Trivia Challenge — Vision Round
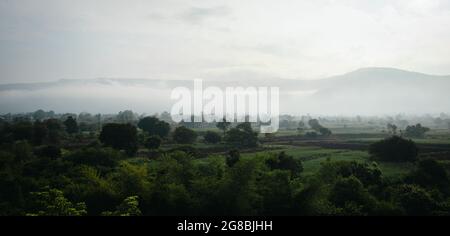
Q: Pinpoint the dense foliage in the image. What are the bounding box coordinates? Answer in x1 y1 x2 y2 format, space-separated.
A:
1 114 450 216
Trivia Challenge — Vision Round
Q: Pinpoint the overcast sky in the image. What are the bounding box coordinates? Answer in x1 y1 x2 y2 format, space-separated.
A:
1 0 450 83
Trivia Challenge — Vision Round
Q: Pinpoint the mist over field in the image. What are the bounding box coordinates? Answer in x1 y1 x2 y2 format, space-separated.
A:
1 67 449 116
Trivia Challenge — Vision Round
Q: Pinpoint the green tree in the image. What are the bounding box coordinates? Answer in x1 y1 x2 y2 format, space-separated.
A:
32 109 47 121
319 160 382 187
308 119 322 131
65 166 118 215
369 136 418 162
101 196 142 216
329 176 376 215
404 123 430 138
225 122 258 147
99 123 138 156
387 123 398 135
392 184 436 215
265 151 303 177
32 120 48 145
63 116 79 134
27 188 87 216
297 121 306 134
407 158 450 194
44 119 63 144
116 110 137 123
308 119 332 136
257 170 292 215
173 126 197 144
138 117 170 138
319 127 332 136
216 117 231 136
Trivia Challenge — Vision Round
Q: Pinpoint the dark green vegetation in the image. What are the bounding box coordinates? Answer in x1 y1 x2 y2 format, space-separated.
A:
1 111 450 216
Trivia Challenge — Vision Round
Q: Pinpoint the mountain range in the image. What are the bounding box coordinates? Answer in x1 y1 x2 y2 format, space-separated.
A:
1 67 449 115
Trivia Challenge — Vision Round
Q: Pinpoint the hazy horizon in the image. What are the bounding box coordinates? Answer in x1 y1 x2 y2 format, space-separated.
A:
0 67 449 116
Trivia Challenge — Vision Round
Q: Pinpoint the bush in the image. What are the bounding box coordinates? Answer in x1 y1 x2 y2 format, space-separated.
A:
369 136 418 162
203 131 222 144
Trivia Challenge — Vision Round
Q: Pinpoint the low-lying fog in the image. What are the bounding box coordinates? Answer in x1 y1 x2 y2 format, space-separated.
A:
1 68 450 116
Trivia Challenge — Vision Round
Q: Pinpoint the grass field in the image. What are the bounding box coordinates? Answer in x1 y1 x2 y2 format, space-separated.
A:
239 144 413 177
132 127 450 180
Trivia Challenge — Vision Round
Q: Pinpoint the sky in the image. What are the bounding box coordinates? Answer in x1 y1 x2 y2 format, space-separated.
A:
1 0 450 83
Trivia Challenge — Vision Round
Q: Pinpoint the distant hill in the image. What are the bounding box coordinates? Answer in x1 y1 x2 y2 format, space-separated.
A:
0 67 449 115
305 68 450 115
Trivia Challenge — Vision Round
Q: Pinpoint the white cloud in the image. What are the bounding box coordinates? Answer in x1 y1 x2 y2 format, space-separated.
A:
1 0 450 83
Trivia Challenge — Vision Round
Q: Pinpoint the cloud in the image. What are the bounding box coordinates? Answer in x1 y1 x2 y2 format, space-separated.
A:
1 0 450 83
180 6 232 24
